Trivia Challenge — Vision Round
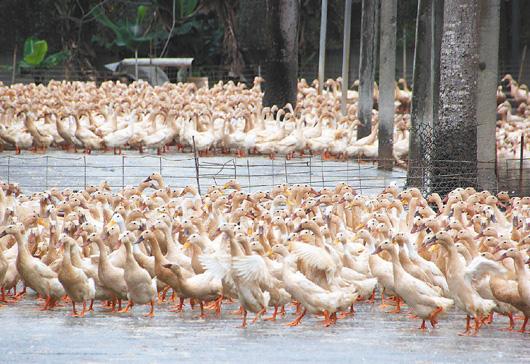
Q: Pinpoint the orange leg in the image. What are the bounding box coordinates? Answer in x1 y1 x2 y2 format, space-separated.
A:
118 300 133 313
386 298 402 314
264 305 279 321
519 316 528 333
429 306 443 328
198 301 207 319
419 320 427 330
71 301 79 317
499 312 516 331
251 308 267 324
459 315 472 336
79 301 87 318
88 299 94 312
231 306 244 315
144 300 155 317
286 308 307 327
280 305 286 317
239 309 248 328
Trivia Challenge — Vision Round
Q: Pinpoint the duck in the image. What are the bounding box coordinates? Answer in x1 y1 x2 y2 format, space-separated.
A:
57 235 96 317
119 231 157 316
425 231 496 335
374 240 453 329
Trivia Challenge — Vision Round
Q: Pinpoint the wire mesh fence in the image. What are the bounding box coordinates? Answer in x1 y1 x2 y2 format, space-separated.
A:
0 154 406 195
0 152 528 196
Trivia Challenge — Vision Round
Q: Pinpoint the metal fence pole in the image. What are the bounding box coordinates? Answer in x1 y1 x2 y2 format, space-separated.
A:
341 0 353 115
159 157 163 177
7 156 10 183
284 159 289 184
83 156 87 188
122 156 125 189
271 159 275 187
45 156 49 189
321 158 325 188
519 134 524 194
233 159 237 180
192 136 202 195
309 155 312 186
318 0 328 94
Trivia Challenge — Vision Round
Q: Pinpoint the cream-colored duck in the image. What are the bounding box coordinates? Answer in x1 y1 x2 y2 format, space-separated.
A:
57 235 95 317
86 233 128 311
2 223 64 309
374 240 453 330
119 231 157 316
425 231 496 335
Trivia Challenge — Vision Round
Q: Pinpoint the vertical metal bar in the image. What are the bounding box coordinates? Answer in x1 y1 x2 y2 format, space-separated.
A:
309 155 312 186
341 0 353 115
403 28 407 81
318 0 328 94
122 155 125 189
518 44 527 81
519 134 524 194
7 155 10 183
45 156 49 189
192 136 202 195
284 159 288 184
159 157 163 176
11 45 17 85
247 159 251 192
83 156 87 188
321 158 325 188
347 158 350 185
271 159 275 187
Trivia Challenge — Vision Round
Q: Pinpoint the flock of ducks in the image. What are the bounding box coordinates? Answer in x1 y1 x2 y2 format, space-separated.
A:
1 75 528 165
0 175 529 336
0 77 412 162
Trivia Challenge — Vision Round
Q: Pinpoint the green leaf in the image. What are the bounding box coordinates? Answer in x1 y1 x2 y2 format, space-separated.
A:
41 51 69 68
136 5 147 25
23 37 48 66
178 0 198 18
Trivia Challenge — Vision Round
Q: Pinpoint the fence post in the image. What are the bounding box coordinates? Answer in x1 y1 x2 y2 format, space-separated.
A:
159 157 163 177
519 134 524 194
122 155 125 189
7 156 10 183
45 156 49 189
192 136 201 195
83 156 87 188
309 155 312 186
246 159 251 193
271 159 275 187
321 158 325 188
284 159 288 184
233 159 237 180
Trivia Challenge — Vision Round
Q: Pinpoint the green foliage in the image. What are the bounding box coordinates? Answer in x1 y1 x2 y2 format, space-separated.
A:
92 4 169 52
19 36 69 69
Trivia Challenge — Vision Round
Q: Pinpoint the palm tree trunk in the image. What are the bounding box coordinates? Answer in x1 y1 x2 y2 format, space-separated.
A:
431 0 480 194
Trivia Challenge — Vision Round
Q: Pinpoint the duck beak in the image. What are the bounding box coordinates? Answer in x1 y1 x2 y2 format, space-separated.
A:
37 217 49 228
334 239 340 245
423 235 436 248
496 253 507 261
162 263 173 269
183 242 191 249
134 236 145 245
371 246 382 255
266 249 273 257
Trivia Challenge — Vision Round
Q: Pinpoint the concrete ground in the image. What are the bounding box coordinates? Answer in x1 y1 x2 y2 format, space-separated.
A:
1 293 529 363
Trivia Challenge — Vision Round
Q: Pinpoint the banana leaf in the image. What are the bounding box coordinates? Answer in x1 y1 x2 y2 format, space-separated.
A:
23 37 48 66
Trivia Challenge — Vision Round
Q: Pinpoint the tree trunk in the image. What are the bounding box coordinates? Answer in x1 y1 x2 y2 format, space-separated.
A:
357 0 379 140
262 0 300 108
377 0 397 170
477 0 500 191
407 0 444 186
431 0 480 195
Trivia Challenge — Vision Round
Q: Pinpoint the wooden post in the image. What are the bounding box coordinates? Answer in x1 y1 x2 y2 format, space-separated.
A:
11 45 17 85
192 136 202 195
357 0 379 139
318 0 328 94
377 0 397 170
402 28 407 81
518 44 527 82
341 0 353 115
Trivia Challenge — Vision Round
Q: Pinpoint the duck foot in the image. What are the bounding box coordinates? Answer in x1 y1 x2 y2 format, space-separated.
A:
286 308 307 327
518 317 528 333
419 320 427 330
144 300 155 317
264 305 279 321
251 308 267 324
118 300 133 313
498 313 516 331
231 306 244 315
239 309 248 328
